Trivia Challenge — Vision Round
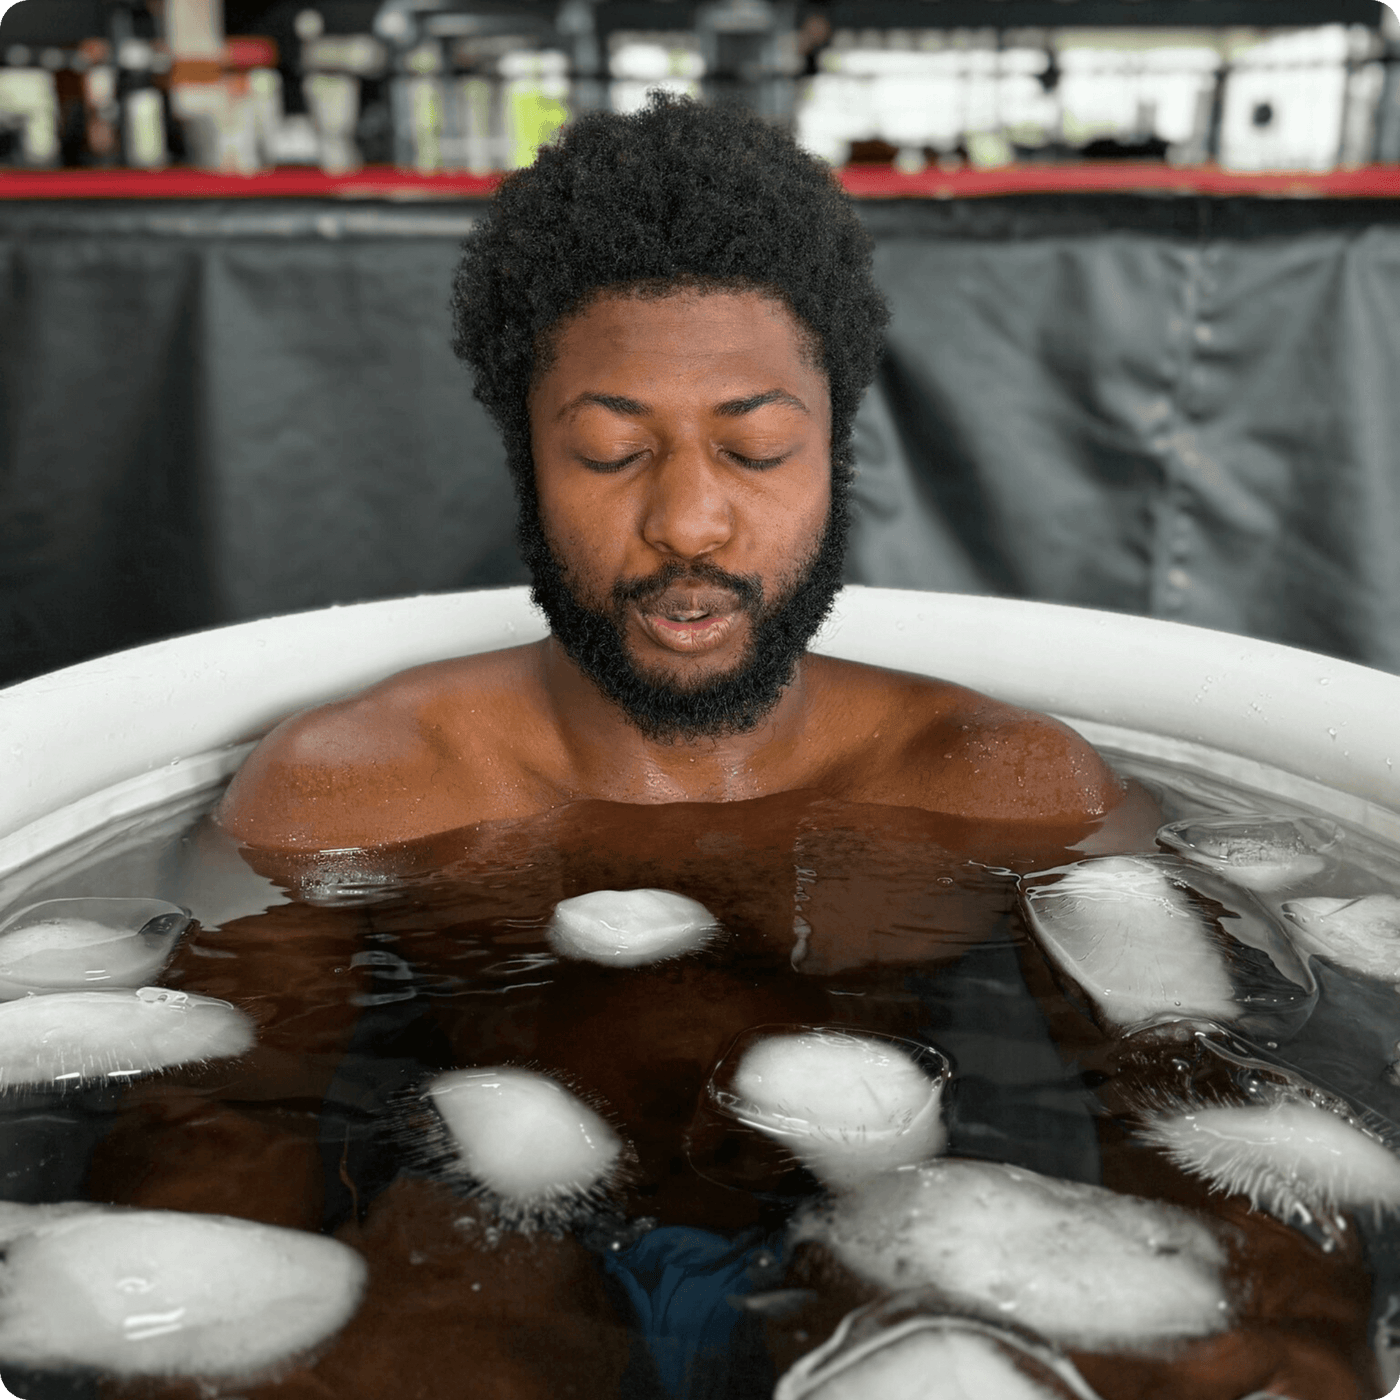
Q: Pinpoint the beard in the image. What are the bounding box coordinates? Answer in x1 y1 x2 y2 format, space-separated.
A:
516 477 850 743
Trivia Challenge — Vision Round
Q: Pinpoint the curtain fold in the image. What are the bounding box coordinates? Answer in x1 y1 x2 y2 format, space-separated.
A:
4 195 1400 684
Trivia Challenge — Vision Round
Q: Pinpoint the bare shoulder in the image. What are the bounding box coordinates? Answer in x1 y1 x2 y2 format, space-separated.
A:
214 645 546 853
810 656 1125 823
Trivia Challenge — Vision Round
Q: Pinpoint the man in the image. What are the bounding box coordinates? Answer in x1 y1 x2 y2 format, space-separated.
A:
185 98 1371 1400
215 95 1130 854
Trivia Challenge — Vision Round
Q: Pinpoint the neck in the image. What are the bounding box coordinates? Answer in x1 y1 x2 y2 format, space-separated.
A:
536 637 815 804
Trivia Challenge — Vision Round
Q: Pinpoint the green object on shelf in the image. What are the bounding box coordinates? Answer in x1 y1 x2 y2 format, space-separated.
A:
508 89 569 170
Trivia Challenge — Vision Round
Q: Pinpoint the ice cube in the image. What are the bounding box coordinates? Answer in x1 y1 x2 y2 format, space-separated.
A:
0 987 255 1090
796 1159 1228 1350
0 1202 365 1377
1140 1091 1400 1226
725 1028 947 1189
426 1066 625 1224
1281 894 1400 982
0 898 188 1000
1157 816 1337 892
776 1295 1102 1400
547 888 719 967
1020 856 1238 1031
777 1323 1068 1399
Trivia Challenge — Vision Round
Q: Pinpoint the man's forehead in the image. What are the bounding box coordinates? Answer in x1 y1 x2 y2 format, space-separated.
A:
558 284 819 357
540 291 825 407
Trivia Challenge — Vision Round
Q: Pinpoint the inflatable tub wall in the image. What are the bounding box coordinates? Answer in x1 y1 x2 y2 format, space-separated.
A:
3 586 1398 880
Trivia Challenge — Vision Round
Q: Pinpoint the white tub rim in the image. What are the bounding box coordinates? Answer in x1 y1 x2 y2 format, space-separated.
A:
2 584 1398 880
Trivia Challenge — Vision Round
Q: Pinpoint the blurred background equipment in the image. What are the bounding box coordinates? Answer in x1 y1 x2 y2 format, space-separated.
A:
0 1 1396 173
4 0 1400 688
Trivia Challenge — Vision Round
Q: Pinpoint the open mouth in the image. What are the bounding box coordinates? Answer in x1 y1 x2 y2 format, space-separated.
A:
633 591 744 655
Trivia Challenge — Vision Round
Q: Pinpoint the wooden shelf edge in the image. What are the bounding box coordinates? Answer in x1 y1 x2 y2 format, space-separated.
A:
2 163 1400 201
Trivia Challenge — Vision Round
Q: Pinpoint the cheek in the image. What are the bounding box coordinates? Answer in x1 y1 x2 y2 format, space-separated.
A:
535 468 597 547
779 473 831 550
535 482 631 591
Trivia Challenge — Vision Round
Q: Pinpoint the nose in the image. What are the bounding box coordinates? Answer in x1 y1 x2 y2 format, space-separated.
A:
639 450 735 562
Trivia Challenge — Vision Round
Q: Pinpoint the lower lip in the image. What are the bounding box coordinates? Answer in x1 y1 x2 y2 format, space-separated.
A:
635 609 740 656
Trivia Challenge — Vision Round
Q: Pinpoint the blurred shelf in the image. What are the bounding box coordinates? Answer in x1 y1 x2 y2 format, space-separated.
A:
3 163 1400 201
0 168 505 200
839 163 1400 199
811 0 1380 23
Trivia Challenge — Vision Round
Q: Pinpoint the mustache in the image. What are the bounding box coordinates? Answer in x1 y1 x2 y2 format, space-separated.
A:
611 559 764 612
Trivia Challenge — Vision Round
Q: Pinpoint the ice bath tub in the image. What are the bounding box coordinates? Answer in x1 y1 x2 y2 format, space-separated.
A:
2 584 1400 1400
3 584 1398 869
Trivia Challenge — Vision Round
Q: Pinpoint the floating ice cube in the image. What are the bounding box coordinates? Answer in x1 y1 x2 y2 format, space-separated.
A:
1139 1091 1400 1226
547 888 719 967
1020 856 1238 1031
1157 816 1338 892
776 1298 1103 1400
426 1066 625 1224
1281 894 1400 982
0 898 189 1000
777 1324 1068 1400
797 1159 1228 1350
726 1029 947 1189
0 1202 365 1377
0 987 255 1090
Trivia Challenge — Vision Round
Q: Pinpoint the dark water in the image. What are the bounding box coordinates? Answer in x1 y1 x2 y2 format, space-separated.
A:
2 757 1398 1399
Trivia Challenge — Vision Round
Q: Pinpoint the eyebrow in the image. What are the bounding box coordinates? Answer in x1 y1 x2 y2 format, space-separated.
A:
557 388 809 422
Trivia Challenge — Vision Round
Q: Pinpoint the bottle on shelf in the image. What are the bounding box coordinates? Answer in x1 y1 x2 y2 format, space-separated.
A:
163 0 225 168
373 0 571 175
0 44 60 168
76 37 121 166
116 37 169 168
247 63 285 168
299 12 386 175
391 35 446 172
222 35 279 173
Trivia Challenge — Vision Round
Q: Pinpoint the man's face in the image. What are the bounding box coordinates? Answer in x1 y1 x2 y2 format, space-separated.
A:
525 288 843 741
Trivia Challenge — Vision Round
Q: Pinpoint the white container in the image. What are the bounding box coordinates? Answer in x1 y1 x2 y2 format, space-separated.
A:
2 586 1398 889
0 68 59 167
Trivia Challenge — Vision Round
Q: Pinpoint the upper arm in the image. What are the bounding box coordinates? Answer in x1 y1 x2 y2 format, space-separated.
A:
214 691 439 855
910 700 1126 825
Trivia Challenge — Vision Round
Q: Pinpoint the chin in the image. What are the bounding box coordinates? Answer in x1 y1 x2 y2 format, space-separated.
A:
625 629 752 686
629 652 749 696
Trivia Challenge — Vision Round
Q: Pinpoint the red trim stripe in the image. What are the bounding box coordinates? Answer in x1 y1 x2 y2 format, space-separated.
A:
1 163 1399 201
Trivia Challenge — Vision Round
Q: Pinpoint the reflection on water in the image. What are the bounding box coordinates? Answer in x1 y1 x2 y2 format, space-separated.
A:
0 755 1397 1398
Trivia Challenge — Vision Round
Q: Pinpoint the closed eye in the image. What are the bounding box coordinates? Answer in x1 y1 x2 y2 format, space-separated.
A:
728 451 789 470
579 452 646 473
581 450 789 472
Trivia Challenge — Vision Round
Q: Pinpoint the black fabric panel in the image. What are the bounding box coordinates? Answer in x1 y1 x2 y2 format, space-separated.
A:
4 194 1400 685
0 236 214 677
0 201 526 684
845 198 1400 674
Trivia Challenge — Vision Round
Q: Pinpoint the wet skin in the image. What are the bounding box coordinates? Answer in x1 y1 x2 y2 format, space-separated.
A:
215 289 1132 857
160 290 1309 1400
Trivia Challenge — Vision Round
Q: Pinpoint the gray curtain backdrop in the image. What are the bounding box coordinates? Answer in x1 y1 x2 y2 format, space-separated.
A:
3 194 1400 685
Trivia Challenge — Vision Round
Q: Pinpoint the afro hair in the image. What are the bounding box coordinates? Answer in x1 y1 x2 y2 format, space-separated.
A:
449 93 889 489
